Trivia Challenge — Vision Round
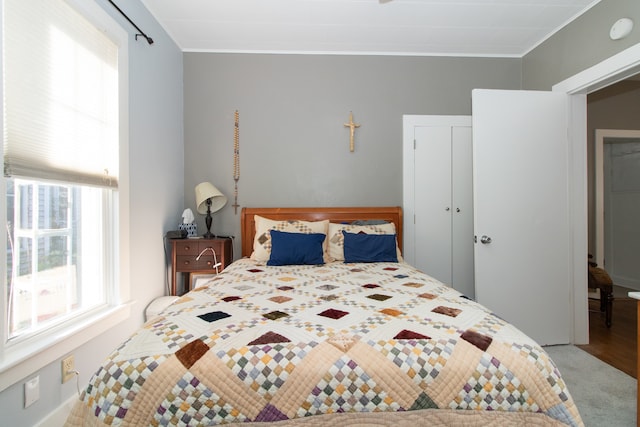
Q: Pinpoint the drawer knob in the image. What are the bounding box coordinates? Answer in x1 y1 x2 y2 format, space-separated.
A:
183 260 191 265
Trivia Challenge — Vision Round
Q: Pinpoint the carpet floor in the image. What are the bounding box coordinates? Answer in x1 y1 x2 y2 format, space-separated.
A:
544 344 636 426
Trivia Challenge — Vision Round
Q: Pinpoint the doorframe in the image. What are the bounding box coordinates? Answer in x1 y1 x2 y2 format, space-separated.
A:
594 129 640 269
553 42 640 344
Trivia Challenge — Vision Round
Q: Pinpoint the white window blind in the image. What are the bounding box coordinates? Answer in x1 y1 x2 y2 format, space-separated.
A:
3 0 119 188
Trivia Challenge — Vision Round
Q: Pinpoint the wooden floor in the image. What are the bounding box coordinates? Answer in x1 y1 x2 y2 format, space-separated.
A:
577 293 637 379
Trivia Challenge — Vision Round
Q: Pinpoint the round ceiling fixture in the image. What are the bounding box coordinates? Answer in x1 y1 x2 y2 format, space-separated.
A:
610 18 634 40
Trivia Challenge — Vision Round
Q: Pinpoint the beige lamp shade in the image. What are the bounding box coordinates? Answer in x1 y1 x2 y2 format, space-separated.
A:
195 182 227 214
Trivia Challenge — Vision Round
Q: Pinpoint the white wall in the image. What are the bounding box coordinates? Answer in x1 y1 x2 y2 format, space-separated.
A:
0 1 184 425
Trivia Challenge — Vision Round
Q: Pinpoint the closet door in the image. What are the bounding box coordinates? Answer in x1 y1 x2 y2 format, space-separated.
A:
451 126 474 297
404 115 474 299
414 126 453 284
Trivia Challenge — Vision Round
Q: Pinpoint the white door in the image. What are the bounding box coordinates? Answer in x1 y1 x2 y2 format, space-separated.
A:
472 89 571 345
405 116 475 299
414 125 453 284
451 126 474 297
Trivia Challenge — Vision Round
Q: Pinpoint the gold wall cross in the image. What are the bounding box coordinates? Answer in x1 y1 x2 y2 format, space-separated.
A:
344 111 360 152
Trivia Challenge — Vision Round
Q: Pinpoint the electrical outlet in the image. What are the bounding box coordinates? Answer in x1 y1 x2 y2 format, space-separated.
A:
61 355 75 384
24 376 39 408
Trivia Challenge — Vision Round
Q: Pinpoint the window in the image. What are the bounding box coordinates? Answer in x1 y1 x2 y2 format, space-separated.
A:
6 181 109 339
1 0 129 388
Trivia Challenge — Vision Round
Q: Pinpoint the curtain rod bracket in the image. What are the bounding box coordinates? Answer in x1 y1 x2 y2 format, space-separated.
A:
108 0 154 45
135 34 154 45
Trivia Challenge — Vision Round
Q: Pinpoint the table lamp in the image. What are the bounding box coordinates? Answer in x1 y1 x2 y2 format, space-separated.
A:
195 182 227 238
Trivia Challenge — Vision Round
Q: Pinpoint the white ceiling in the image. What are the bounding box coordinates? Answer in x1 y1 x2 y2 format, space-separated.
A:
140 0 601 57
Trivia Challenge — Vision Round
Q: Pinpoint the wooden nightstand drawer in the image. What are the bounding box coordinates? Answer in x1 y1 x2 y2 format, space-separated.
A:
176 255 198 269
170 237 233 295
174 241 200 255
176 255 219 270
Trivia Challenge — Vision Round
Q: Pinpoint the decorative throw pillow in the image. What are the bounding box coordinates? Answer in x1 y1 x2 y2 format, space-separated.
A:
342 231 398 263
267 230 326 266
250 215 329 262
328 222 403 261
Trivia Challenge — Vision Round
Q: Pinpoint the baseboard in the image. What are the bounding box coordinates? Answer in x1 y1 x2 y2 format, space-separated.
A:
610 275 640 292
36 394 78 427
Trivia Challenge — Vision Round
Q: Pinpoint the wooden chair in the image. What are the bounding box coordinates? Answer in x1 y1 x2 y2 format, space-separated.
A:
588 255 614 327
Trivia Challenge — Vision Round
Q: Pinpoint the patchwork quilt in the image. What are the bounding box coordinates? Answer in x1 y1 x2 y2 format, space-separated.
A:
65 258 583 426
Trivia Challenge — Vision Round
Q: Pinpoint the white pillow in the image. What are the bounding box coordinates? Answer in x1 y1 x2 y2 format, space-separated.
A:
328 222 403 262
250 215 329 262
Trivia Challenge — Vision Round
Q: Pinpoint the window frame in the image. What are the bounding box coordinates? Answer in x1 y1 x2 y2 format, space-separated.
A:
0 0 130 392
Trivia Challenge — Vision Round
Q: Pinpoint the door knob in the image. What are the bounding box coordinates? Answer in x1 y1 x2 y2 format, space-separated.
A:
480 235 492 244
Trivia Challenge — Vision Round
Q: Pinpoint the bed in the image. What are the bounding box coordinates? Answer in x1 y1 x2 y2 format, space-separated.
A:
65 206 583 426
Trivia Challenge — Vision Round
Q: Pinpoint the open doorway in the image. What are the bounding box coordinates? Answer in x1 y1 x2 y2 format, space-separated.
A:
589 76 640 271
594 129 640 288
576 76 640 378
552 44 640 346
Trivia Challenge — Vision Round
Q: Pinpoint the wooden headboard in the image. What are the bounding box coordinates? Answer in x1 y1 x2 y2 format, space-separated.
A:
240 207 403 258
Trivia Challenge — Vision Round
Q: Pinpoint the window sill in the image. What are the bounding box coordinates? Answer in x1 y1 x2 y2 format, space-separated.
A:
0 302 132 392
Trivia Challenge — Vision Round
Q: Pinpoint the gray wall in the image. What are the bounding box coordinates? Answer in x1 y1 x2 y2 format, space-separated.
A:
183 54 521 257
523 0 640 90
0 1 184 425
522 0 640 257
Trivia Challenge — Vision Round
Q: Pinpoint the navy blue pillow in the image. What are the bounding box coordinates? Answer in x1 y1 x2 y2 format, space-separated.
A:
267 230 326 266
342 231 398 263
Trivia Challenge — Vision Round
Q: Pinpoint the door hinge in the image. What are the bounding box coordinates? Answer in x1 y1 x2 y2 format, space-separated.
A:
413 139 416 150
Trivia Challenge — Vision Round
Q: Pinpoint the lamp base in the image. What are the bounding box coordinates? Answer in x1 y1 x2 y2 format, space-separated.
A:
203 204 214 238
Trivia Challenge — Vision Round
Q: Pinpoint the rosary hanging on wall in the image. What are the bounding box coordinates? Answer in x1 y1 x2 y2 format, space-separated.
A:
232 110 240 214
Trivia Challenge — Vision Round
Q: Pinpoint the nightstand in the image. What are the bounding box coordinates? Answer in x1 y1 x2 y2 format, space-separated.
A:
170 237 232 295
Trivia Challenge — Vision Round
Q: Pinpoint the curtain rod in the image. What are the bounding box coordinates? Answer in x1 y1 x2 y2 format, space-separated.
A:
107 0 154 45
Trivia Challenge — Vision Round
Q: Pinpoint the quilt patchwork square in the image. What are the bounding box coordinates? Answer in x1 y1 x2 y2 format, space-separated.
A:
318 308 349 320
198 311 232 323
